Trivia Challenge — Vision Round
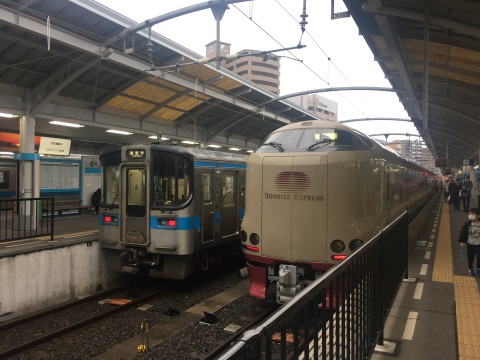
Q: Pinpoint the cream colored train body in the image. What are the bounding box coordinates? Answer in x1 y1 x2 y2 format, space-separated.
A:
241 120 434 303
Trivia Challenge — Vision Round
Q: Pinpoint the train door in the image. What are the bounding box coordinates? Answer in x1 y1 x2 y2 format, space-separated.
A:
121 165 149 245
220 170 238 238
201 169 215 243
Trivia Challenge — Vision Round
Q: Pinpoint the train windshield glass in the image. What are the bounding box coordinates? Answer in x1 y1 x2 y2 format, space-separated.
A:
152 151 192 209
257 129 304 152
101 152 121 206
257 128 371 152
300 128 370 151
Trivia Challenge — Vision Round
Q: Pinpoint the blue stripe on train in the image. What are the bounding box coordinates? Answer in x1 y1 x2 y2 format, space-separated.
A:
150 213 244 230
150 215 201 230
194 161 246 169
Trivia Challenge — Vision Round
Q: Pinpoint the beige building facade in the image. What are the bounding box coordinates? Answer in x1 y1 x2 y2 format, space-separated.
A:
206 40 280 94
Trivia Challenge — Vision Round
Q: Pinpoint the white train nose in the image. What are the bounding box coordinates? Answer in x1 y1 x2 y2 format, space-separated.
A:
260 155 328 263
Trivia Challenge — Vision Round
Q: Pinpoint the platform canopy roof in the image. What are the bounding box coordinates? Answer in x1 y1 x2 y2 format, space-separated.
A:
345 0 480 169
0 0 318 155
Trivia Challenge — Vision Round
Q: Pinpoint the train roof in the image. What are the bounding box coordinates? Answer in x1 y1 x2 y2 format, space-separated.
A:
100 143 247 164
265 120 433 174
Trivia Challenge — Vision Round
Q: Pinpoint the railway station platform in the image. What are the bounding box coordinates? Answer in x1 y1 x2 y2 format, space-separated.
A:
1 195 479 359
0 213 121 321
373 195 480 360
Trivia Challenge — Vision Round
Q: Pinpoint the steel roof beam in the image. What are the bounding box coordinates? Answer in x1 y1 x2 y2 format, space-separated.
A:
0 4 294 125
362 0 424 122
362 4 480 40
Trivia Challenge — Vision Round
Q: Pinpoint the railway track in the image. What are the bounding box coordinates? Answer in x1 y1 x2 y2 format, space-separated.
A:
0 285 170 359
203 304 278 360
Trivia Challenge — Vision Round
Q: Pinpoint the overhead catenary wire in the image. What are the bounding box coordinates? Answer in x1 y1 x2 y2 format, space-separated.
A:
0 2 327 141
231 2 368 121
272 0 402 135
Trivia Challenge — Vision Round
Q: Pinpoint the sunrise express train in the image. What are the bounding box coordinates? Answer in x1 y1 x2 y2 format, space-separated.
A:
98 144 247 279
241 120 435 303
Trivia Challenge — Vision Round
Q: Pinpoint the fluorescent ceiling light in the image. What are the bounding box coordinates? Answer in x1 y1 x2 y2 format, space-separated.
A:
106 129 132 135
229 147 241 151
181 140 198 145
50 120 84 128
207 144 222 148
247 150 254 153
0 112 16 118
0 151 14 155
148 136 170 140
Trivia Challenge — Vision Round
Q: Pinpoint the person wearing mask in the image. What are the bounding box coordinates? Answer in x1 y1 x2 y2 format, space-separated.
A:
458 208 480 276
462 175 473 212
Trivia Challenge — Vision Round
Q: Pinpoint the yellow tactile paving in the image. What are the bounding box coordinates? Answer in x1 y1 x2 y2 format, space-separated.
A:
432 202 454 282
433 202 480 359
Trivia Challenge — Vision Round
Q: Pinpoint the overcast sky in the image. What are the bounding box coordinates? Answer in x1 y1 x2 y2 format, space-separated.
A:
96 0 420 142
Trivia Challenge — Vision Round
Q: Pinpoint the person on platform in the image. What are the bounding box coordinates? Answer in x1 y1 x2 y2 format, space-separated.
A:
448 177 462 210
91 188 102 215
443 179 450 204
458 207 480 276
462 175 473 212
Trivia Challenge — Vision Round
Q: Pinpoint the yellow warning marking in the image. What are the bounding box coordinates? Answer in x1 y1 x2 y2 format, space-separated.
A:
433 203 480 357
455 275 480 359
432 202 453 283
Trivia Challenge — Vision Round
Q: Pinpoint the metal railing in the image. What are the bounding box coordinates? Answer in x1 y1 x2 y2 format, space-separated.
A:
0 197 54 242
218 211 408 360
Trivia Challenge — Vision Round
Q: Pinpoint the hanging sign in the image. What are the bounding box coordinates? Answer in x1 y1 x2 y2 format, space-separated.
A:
38 137 71 156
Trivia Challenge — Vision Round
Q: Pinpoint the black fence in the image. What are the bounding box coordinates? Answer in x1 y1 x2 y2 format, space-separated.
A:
0 197 54 242
218 211 409 360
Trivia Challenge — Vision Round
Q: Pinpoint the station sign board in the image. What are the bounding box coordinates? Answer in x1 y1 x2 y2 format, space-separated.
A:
463 159 474 166
39 136 71 156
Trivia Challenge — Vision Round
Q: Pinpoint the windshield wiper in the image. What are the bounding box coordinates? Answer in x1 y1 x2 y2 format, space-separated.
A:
263 141 285 152
307 139 332 151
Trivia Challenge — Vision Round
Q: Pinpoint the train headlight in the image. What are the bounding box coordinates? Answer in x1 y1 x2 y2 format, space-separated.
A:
240 230 247 242
249 233 260 245
349 239 364 251
330 240 345 253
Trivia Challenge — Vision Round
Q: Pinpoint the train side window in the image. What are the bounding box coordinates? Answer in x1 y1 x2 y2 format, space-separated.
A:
203 173 212 203
223 174 235 206
351 130 375 149
0 171 9 189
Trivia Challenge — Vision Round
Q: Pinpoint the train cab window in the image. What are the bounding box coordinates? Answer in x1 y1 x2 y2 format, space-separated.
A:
223 174 235 206
257 129 304 152
152 152 192 209
203 173 212 203
352 130 375 149
101 151 121 206
0 171 9 189
300 128 371 151
104 165 120 204
126 168 146 217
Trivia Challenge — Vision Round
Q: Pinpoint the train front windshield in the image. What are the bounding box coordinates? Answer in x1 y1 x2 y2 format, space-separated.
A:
257 128 372 152
102 151 121 206
101 149 193 210
151 151 192 208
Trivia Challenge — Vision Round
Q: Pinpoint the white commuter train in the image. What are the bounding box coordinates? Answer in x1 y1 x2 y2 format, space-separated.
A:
240 120 435 303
